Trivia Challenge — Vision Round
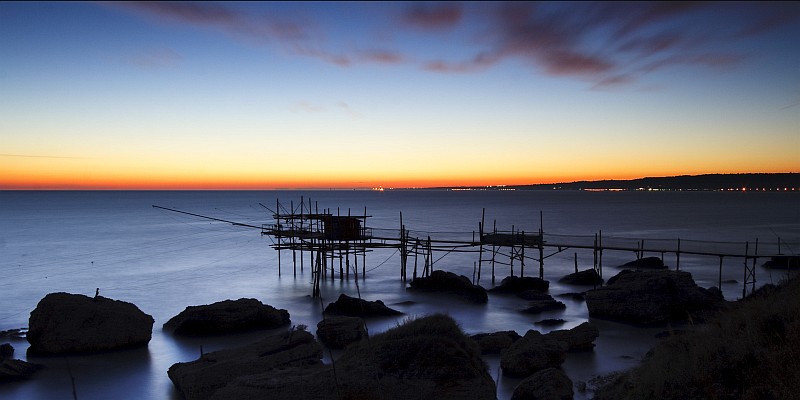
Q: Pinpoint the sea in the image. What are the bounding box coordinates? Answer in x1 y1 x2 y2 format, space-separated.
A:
1 190 798 400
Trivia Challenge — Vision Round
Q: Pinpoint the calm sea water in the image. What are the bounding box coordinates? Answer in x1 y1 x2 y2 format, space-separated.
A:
1 190 798 399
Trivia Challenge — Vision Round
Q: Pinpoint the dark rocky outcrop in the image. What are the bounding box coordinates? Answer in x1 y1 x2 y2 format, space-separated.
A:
470 330 522 354
169 314 496 400
511 367 574 400
489 276 549 294
163 298 290 336
1 344 42 383
500 330 569 378
585 270 725 325
520 292 566 314
545 322 600 351
560 268 604 285
323 293 403 317
408 270 488 303
535 319 567 327
27 292 154 355
168 328 324 400
618 256 666 269
316 316 366 349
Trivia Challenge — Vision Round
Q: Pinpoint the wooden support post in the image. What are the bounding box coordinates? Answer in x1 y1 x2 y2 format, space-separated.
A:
574 252 578 273
598 230 603 278
521 230 525 278
539 211 544 279
478 208 485 285
743 242 749 299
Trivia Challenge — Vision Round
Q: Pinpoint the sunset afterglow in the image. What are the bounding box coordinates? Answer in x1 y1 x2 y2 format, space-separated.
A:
2 2 798 189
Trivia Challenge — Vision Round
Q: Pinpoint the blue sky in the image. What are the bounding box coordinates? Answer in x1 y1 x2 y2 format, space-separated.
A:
1 2 798 189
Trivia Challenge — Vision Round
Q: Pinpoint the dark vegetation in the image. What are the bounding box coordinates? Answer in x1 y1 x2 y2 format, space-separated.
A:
592 276 800 399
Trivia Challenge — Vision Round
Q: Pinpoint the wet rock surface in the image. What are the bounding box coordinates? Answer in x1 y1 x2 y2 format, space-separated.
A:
470 330 522 354
489 276 549 294
618 256 666 269
27 292 154 355
316 316 366 349
163 298 290 336
519 292 566 314
511 367 574 400
323 293 403 317
500 330 569 378
545 322 600 351
409 270 488 303
560 268 604 285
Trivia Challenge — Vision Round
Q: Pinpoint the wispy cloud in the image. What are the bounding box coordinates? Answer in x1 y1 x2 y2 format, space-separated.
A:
401 3 463 30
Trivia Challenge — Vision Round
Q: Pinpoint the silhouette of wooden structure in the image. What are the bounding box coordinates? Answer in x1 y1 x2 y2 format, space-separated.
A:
154 200 795 299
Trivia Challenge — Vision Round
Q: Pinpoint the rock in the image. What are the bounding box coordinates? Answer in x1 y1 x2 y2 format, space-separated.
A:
560 268 604 285
333 313 497 399
489 276 549 294
0 343 13 358
27 292 154 355
585 270 725 325
545 322 600 351
1 358 42 383
176 314 497 400
761 255 800 269
323 293 403 317
470 330 522 354
408 270 488 303
535 319 567 327
618 256 666 269
0 329 26 339
163 298 290 336
557 292 586 301
316 316 366 349
511 367 574 400
520 292 566 314
168 329 325 400
501 330 569 378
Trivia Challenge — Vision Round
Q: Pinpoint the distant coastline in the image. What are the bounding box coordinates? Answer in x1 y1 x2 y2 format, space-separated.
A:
429 173 800 192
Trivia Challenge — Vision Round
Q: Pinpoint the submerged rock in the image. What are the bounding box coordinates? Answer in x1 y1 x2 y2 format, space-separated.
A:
323 293 403 317
585 270 725 325
163 298 290 336
511 367 574 400
560 268 604 285
1 358 42 383
316 316 366 349
519 292 566 314
27 292 154 355
470 330 522 354
0 343 12 358
489 276 549 294
545 322 600 351
408 270 488 303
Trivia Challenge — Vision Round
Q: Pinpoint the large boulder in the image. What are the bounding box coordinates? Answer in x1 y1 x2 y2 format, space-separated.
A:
168 329 325 400
470 330 522 354
585 270 725 325
501 330 569 378
163 298 290 336
408 270 488 303
618 256 666 270
489 276 549 294
316 316 366 349
559 268 604 285
545 322 600 351
511 367 574 400
170 314 497 400
27 292 154 355
323 293 403 317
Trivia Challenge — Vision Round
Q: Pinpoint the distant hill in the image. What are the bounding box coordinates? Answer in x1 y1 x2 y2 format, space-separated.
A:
515 173 799 191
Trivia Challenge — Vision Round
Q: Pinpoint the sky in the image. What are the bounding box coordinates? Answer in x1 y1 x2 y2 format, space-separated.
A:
1 1 798 189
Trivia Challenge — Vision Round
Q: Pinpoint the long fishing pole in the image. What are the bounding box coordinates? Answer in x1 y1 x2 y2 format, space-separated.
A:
152 205 263 229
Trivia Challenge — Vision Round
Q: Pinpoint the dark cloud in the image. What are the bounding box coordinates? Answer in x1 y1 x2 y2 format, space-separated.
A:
402 3 463 30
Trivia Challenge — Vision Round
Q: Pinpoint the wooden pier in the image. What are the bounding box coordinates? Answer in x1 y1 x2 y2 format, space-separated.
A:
154 201 797 299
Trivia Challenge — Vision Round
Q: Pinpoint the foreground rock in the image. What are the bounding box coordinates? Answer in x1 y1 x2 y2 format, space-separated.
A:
501 330 569 378
27 292 154 355
511 367 573 400
323 293 403 317
168 329 324 400
618 256 666 269
169 314 496 400
163 298 290 336
489 276 549 294
585 270 725 325
470 330 521 354
408 270 488 303
316 316 366 349
560 268 604 285
1 354 42 383
546 322 600 351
